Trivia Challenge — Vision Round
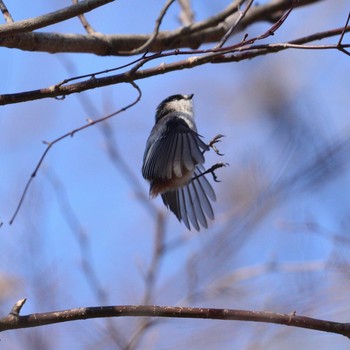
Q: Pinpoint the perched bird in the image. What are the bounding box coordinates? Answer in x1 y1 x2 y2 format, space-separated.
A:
142 94 217 231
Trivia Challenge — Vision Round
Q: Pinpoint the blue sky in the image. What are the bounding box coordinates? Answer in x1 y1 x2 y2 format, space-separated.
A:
0 1 350 349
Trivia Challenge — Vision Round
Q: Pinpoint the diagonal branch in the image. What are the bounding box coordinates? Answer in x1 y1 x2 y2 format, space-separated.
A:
214 0 255 49
125 0 176 55
72 0 97 34
0 0 114 36
9 82 142 224
337 11 350 56
177 0 194 26
0 0 13 23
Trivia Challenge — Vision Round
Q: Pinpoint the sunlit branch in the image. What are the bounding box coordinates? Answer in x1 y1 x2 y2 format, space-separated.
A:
72 0 97 34
0 0 327 54
0 0 114 36
0 21 348 106
2 299 350 338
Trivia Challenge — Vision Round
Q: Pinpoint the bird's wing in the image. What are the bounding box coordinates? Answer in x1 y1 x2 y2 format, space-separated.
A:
142 117 209 181
161 166 216 231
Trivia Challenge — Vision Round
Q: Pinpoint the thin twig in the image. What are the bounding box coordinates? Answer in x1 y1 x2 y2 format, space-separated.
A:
9 82 142 224
0 0 13 23
101 122 159 216
55 51 159 89
337 11 350 56
124 0 176 55
57 54 159 218
9 299 26 316
255 1 294 40
215 0 255 49
337 11 350 46
177 0 194 26
72 0 96 34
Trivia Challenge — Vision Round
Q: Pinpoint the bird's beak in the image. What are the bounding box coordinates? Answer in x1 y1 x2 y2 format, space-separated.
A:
188 94 194 99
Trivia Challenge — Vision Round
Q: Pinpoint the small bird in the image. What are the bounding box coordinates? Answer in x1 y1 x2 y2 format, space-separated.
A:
142 94 217 231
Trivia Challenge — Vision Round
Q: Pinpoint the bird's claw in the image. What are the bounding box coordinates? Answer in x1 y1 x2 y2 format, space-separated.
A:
192 162 229 183
208 134 225 156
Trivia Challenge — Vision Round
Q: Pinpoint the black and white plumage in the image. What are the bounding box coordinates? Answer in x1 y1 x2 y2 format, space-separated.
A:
142 94 216 231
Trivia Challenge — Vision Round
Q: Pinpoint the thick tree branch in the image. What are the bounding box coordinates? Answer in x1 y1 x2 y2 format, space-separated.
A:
0 0 114 36
1 299 350 338
0 0 326 54
0 23 348 106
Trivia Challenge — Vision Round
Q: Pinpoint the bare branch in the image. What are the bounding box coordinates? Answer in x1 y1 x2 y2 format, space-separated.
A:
0 0 114 36
0 0 13 23
215 0 255 49
72 0 97 34
337 11 350 56
1 20 348 107
177 0 194 26
1 301 350 338
0 0 324 54
125 0 176 55
338 11 350 45
9 299 26 316
9 82 142 224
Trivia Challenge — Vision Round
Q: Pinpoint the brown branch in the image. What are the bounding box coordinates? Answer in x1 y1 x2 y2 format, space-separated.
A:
0 0 13 23
9 298 26 316
9 82 141 224
2 299 350 337
0 0 114 36
177 0 194 26
125 0 176 55
1 23 348 106
214 0 255 49
72 0 97 34
0 0 325 54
